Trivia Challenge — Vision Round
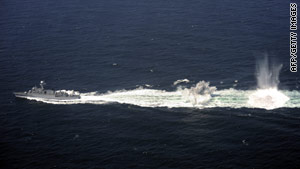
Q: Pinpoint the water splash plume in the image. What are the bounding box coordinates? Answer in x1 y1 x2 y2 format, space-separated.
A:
248 55 289 109
179 81 216 105
256 55 282 89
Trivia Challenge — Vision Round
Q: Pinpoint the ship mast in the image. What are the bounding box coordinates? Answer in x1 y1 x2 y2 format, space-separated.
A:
40 81 46 89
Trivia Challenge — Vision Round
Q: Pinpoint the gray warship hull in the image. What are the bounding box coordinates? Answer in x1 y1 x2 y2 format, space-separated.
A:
14 81 81 101
14 92 80 100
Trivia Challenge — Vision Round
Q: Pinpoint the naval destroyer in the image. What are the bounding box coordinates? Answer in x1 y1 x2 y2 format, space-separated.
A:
14 81 81 100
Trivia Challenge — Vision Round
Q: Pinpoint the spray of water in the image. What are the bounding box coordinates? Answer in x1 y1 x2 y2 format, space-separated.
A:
179 81 216 105
248 55 289 109
256 55 282 89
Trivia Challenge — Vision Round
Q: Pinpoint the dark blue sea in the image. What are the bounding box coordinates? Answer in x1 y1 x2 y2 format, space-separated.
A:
1 0 300 168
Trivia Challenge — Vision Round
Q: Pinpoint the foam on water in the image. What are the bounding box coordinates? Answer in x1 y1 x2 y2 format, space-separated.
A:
173 79 190 85
248 88 290 110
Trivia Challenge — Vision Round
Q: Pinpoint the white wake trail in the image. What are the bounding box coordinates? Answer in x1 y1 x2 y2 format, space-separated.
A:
20 81 300 110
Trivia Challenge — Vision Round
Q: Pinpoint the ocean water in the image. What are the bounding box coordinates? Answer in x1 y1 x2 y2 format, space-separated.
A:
1 0 300 168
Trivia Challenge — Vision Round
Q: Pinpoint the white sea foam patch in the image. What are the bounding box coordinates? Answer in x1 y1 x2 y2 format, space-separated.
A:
173 79 190 85
248 88 290 110
20 81 300 110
